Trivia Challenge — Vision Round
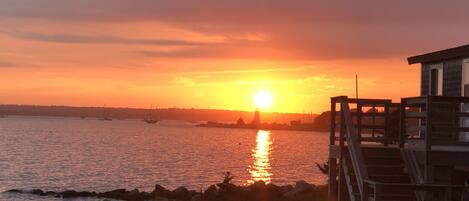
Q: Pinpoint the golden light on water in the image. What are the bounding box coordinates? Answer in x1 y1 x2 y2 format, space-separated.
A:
247 130 272 184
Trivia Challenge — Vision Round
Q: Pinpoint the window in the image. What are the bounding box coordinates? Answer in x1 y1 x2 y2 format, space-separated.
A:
429 63 443 96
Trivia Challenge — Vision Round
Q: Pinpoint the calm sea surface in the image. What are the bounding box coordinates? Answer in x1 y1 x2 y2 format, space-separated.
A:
0 116 328 200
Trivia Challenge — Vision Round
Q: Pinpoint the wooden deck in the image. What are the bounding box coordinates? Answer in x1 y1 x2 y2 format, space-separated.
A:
329 96 469 201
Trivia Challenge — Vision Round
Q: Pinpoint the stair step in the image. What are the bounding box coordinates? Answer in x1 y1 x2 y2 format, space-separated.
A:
369 198 415 201
348 173 410 184
357 193 415 201
369 175 411 183
366 164 405 168
378 185 418 194
365 157 403 166
341 146 417 201
342 149 404 166
362 147 402 158
344 156 404 167
367 165 405 175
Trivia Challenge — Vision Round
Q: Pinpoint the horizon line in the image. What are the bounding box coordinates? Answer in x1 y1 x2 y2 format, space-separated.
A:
0 103 320 115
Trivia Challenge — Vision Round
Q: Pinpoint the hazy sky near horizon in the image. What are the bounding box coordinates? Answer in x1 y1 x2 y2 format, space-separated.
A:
1 0 469 113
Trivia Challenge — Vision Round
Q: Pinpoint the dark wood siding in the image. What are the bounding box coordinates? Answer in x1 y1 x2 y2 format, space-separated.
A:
420 59 462 96
443 59 462 96
421 64 429 96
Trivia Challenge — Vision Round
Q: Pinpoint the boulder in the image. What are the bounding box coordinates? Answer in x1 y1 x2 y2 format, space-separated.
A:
203 185 218 200
60 190 77 198
188 190 198 197
245 181 266 193
127 189 140 200
44 191 57 196
154 197 170 201
217 182 238 192
139 192 154 200
152 184 173 198
29 189 44 195
245 182 284 201
127 189 152 201
172 186 191 200
98 189 128 200
279 184 294 194
295 180 315 190
265 183 283 197
284 180 314 197
107 188 127 194
5 189 22 193
129 189 139 195
61 190 96 198
190 194 202 201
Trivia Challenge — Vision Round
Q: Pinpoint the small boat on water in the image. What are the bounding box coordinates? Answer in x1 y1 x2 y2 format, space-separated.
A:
99 105 112 121
100 105 113 121
100 117 113 121
143 105 159 124
143 119 159 124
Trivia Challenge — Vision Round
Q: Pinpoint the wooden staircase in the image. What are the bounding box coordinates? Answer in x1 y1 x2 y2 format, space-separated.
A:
342 146 416 201
330 96 469 201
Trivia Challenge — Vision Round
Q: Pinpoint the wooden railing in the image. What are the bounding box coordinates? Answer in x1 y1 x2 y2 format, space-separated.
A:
331 96 389 197
340 96 369 195
331 97 397 146
400 96 469 184
400 96 469 147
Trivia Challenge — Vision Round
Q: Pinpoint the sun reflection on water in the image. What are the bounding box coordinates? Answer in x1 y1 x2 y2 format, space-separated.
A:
247 130 272 184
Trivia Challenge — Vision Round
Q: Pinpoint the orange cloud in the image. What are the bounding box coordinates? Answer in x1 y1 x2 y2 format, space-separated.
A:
0 1 459 113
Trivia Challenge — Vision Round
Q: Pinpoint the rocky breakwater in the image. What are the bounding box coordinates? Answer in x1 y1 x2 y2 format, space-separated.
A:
4 178 327 201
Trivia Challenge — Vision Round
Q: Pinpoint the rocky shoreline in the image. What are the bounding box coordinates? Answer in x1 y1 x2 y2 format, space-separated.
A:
4 180 327 201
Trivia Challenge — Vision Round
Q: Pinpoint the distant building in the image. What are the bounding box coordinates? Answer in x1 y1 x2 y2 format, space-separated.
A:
237 117 245 126
290 120 301 126
251 109 261 127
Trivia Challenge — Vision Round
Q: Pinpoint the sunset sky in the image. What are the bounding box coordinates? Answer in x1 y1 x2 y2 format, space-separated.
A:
1 1 469 113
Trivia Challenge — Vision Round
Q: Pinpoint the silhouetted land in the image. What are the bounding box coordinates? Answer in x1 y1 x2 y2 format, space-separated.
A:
0 104 317 124
197 111 331 132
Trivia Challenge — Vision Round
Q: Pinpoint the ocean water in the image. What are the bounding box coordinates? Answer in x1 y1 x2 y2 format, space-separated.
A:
0 116 328 200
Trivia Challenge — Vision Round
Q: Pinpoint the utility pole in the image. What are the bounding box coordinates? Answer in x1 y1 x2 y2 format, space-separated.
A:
355 74 359 99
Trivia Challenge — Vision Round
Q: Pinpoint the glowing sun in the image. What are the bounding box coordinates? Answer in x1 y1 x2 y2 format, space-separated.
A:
254 91 273 109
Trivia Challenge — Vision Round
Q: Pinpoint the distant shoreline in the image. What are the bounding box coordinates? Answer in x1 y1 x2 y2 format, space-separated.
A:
0 104 317 124
196 121 329 132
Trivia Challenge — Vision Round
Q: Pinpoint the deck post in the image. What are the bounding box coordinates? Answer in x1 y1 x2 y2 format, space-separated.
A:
424 96 434 184
328 98 338 200
340 104 345 152
338 164 347 201
374 183 382 201
338 100 346 201
443 187 451 201
462 187 469 201
372 104 376 138
357 103 362 144
399 99 406 148
384 102 390 146
357 103 363 144
361 181 369 201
